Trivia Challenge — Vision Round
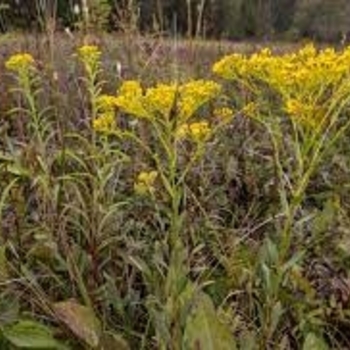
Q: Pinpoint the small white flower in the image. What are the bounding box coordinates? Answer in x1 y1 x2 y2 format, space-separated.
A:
73 4 80 15
116 61 122 78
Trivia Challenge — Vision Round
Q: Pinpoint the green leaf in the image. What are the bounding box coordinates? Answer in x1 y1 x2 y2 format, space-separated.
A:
0 293 19 327
2 320 62 349
6 164 30 178
53 300 101 348
0 246 8 282
184 293 237 350
302 333 329 350
269 301 284 338
239 330 257 350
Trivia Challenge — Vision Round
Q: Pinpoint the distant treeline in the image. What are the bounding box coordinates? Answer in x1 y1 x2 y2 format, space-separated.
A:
0 0 349 42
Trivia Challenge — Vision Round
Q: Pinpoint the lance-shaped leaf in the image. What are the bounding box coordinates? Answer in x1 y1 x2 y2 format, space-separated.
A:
53 300 101 348
2 320 64 349
184 293 237 350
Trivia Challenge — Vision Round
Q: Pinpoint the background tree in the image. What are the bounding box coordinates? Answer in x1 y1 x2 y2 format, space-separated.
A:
1 0 350 42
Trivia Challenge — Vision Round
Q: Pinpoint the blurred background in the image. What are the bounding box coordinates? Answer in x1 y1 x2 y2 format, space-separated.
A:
0 0 349 43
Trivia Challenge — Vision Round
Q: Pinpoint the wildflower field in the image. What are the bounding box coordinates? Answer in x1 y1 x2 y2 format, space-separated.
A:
1 35 350 349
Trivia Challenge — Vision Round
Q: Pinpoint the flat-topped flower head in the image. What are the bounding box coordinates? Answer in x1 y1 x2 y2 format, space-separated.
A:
5 53 35 74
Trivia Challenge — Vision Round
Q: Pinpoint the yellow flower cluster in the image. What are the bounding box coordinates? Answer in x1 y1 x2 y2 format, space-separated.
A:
93 113 115 134
176 121 211 142
96 94 118 111
212 48 272 82
114 79 221 121
284 99 324 128
93 95 118 134
134 170 158 195
76 46 221 141
115 81 148 118
119 80 143 97
5 53 35 73
213 44 350 128
214 107 234 122
178 80 222 121
77 45 102 73
145 83 178 118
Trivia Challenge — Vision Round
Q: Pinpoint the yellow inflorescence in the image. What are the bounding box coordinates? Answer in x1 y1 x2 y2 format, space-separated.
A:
176 121 211 142
77 45 102 72
134 170 158 195
145 83 178 118
284 98 323 128
92 113 115 134
115 80 148 118
178 80 222 121
115 79 221 122
176 124 189 139
214 107 234 122
118 80 143 98
5 53 35 73
93 95 118 134
213 44 350 129
188 121 211 141
96 94 118 111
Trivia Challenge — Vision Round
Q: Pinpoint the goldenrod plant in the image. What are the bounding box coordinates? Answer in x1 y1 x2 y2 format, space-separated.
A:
213 44 350 348
213 44 350 258
1 40 350 349
89 72 237 348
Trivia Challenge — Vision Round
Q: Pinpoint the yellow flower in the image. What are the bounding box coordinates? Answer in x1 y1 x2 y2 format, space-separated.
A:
93 95 118 133
114 79 220 122
212 43 350 132
214 107 234 122
115 81 149 118
118 80 143 98
96 95 118 111
188 121 211 142
92 113 115 134
176 123 189 139
284 98 323 128
145 83 178 118
5 53 35 73
284 99 304 116
134 170 158 195
212 53 245 80
242 102 258 118
114 96 148 119
178 80 221 121
78 45 101 61
77 45 101 72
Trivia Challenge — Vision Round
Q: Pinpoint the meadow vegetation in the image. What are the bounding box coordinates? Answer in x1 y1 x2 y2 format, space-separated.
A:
1 34 350 349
